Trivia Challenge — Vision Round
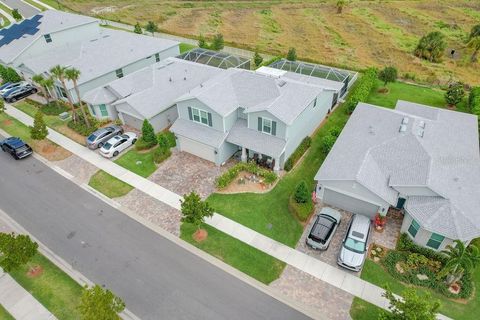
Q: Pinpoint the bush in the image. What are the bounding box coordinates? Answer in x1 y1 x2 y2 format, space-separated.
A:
396 233 447 264
320 134 336 154
215 161 277 189
30 110 48 140
288 195 314 222
444 82 465 107
67 114 98 136
157 131 176 148
284 136 311 171
286 47 297 61
414 31 446 63
211 33 224 51
344 68 377 114
468 86 480 113
294 180 309 203
141 119 157 145
378 66 398 86
0 66 22 83
134 138 156 151
152 147 171 164
41 102 69 115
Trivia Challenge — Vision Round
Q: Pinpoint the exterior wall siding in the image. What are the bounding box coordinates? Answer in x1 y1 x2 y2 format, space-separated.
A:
176 98 224 132
247 110 287 139
224 109 238 132
216 141 238 165
401 211 454 251
150 106 178 132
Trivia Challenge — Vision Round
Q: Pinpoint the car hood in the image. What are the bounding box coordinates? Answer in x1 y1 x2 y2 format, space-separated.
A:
339 247 365 268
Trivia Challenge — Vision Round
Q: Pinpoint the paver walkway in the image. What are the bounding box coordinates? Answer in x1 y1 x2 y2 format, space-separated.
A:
0 271 56 320
5 105 452 319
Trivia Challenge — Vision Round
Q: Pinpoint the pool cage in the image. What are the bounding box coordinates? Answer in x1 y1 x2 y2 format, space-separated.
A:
269 59 356 97
177 48 251 70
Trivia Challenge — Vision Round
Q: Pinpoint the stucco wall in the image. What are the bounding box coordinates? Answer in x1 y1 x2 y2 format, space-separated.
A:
401 211 454 251
246 110 287 139
177 98 224 132
150 106 178 132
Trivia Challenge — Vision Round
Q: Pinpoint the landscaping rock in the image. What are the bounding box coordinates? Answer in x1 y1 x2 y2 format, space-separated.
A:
416 274 429 281
395 262 405 274
373 257 380 263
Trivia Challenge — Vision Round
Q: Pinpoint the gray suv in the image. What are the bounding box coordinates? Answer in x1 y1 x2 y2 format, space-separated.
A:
338 214 371 272
86 125 123 149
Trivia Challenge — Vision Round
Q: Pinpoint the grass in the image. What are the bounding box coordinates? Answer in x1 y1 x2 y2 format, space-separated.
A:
38 0 62 10
0 304 14 320
0 13 11 28
350 297 383 320
179 42 196 53
114 148 157 178
0 3 12 16
88 170 134 198
23 0 48 11
9 253 83 320
180 222 285 284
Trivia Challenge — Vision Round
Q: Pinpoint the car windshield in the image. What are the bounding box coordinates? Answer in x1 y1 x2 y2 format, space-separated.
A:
344 237 366 253
103 142 113 150
87 134 97 142
15 145 29 153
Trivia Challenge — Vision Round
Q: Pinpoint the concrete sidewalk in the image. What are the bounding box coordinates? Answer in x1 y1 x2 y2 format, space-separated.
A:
4 104 451 319
0 271 56 320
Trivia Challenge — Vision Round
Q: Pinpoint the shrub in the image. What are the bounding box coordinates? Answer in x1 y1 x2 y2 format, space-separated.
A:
344 68 377 114
211 33 224 50
468 86 480 113
0 99 4 113
30 110 48 140
378 66 398 86
294 180 309 203
215 161 277 189
134 138 156 151
286 47 297 61
198 34 208 49
152 147 171 164
320 134 336 154
284 136 311 171
396 233 447 264
414 31 446 63
134 22 142 34
157 131 176 148
444 82 465 107
288 195 314 222
406 253 429 270
141 119 157 146
12 9 22 21
67 114 98 136
253 51 263 67
41 102 69 115
0 67 22 83
329 126 342 137
260 56 281 67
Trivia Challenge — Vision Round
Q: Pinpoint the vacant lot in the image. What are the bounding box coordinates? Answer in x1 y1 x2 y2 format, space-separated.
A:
59 0 478 84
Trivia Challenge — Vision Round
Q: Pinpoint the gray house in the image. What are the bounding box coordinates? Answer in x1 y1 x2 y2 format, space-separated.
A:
171 67 343 170
315 101 480 250
82 57 223 130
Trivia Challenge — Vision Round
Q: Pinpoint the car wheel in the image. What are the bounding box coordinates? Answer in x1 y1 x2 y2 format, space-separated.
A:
31 89 37 94
98 142 104 148
132 139 137 145
113 151 119 157
10 97 16 102
1 146 6 152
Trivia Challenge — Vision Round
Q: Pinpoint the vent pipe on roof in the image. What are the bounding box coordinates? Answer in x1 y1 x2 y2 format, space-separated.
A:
402 117 409 124
169 77 172 82
399 124 407 133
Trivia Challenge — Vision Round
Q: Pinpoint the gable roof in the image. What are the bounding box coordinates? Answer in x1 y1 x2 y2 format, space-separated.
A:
0 10 98 64
315 101 480 241
20 28 178 90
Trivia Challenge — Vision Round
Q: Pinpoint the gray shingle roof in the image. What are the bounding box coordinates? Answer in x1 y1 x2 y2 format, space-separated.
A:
0 10 98 64
170 118 228 148
226 119 286 157
81 85 118 105
315 101 480 240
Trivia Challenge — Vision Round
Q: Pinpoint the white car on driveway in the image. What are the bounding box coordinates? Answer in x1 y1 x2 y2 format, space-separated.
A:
99 132 137 158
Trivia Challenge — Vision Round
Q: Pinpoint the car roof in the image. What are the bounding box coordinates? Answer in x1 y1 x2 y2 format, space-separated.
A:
348 214 371 242
310 214 336 242
5 137 25 148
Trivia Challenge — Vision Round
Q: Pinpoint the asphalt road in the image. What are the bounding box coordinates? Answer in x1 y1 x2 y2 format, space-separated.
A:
2 0 40 18
0 150 310 320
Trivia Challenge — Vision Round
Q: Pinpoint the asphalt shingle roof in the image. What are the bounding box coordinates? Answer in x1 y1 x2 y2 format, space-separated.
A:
170 118 228 148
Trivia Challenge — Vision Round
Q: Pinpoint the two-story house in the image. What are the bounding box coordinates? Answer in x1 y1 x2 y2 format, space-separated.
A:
314 101 480 250
170 67 344 170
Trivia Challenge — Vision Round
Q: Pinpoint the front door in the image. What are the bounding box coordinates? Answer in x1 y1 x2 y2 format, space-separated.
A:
396 197 406 209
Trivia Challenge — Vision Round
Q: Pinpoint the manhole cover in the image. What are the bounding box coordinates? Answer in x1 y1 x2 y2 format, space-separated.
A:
266 223 273 230
136 160 142 165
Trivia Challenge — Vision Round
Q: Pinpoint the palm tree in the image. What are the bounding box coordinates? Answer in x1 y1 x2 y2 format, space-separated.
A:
31 74 47 103
42 77 54 105
467 36 480 63
438 240 480 285
65 68 90 128
50 65 76 122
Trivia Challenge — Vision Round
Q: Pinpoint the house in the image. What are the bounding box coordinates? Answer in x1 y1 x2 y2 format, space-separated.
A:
314 101 480 250
82 57 223 130
170 66 344 170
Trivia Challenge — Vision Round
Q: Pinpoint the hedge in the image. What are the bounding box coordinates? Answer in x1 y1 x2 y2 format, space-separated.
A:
344 68 377 114
134 138 157 151
215 161 277 189
153 147 171 164
469 87 480 134
288 195 314 222
157 131 176 148
284 136 311 171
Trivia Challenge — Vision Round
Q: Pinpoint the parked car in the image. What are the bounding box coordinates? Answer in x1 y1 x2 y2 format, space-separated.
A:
337 214 371 272
306 207 342 250
3 83 37 103
0 82 12 93
0 137 33 159
99 132 137 158
0 81 28 97
86 125 123 149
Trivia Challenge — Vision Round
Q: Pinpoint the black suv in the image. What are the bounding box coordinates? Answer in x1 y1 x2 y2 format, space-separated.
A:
1 137 33 159
3 83 37 103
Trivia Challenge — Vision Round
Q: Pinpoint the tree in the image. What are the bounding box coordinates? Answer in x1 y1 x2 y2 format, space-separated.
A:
438 240 480 285
253 51 263 67
145 21 158 36
0 233 38 272
65 68 91 128
78 284 125 320
378 66 398 87
32 74 49 104
380 287 440 320
42 77 55 104
336 0 346 14
157 133 170 149
211 33 224 51
198 34 208 49
50 65 77 122
287 47 297 61
414 31 446 63
1 67 21 83
141 119 157 146
12 9 22 21
444 82 465 108
133 22 142 34
467 36 480 63
30 110 48 140
294 181 309 204
469 24 480 40
180 191 214 230
0 99 4 113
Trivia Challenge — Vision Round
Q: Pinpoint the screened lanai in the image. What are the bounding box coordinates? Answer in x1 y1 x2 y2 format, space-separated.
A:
177 48 251 70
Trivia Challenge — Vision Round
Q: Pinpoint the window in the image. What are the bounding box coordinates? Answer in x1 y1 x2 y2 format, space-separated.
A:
89 104 96 116
44 34 52 43
116 68 124 78
426 233 444 250
99 104 108 117
257 117 277 136
188 107 212 126
155 53 160 62
55 85 67 99
408 219 420 238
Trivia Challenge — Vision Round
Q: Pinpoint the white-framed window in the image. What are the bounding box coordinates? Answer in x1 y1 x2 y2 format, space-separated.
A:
188 107 212 127
426 233 444 250
408 219 420 238
116 68 124 78
44 34 52 43
262 118 272 134
99 104 108 117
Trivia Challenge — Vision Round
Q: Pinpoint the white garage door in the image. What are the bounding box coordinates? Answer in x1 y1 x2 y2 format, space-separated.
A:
323 188 379 219
121 113 143 130
178 136 216 162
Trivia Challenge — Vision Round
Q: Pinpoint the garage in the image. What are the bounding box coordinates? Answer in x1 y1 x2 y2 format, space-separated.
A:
178 136 216 162
323 188 379 219
120 113 143 130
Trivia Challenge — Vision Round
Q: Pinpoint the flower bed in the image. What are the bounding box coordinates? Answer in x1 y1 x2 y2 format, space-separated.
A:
215 161 277 189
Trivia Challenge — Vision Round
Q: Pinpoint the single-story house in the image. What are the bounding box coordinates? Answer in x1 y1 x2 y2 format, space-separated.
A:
315 101 480 250
82 57 223 130
170 66 344 170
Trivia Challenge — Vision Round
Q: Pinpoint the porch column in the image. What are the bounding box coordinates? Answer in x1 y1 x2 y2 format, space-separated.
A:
273 157 280 172
241 147 247 162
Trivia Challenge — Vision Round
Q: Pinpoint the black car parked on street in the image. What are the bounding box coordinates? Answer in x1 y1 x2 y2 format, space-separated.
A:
0 137 33 159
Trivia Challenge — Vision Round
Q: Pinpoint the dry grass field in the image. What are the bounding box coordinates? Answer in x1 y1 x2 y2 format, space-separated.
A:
59 0 479 84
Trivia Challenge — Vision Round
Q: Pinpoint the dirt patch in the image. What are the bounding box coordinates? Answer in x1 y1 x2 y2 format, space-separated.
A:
2 119 12 126
33 140 71 161
57 126 87 146
377 87 389 94
217 171 274 194
27 265 43 278
193 229 208 242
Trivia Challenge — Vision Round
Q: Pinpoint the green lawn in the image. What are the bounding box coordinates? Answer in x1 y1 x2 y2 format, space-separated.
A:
39 0 62 10
14 101 67 131
0 3 12 16
88 170 134 198
366 80 468 112
179 43 196 53
0 13 11 28
114 149 157 178
0 304 14 320
23 0 48 11
9 253 83 320
350 297 383 320
180 222 285 284
0 112 32 142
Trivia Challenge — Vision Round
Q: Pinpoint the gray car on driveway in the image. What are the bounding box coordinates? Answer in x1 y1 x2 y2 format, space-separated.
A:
86 125 123 149
337 214 371 272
